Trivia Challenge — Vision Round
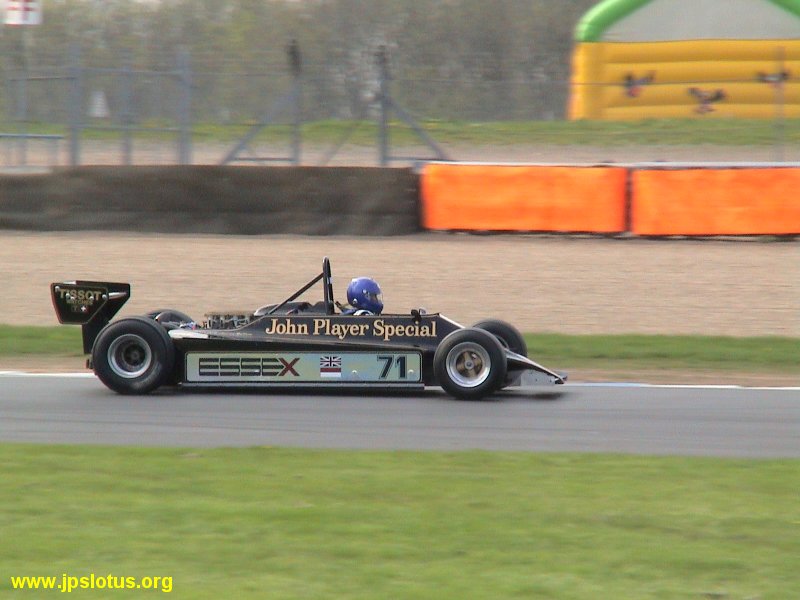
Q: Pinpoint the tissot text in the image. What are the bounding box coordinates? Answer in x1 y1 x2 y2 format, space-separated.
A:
60 289 103 304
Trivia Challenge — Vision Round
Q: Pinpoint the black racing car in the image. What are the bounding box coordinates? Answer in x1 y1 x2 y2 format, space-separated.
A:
50 258 565 400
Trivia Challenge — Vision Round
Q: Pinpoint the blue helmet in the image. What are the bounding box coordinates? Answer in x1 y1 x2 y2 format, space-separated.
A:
346 277 383 314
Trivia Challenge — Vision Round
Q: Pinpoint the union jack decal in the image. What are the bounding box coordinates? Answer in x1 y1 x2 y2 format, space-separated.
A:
319 355 342 378
5 0 42 25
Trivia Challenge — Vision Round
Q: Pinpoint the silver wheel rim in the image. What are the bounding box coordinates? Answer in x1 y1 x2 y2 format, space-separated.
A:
445 341 491 388
107 334 152 379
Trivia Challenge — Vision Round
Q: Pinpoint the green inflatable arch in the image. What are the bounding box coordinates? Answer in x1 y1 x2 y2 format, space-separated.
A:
576 0 800 42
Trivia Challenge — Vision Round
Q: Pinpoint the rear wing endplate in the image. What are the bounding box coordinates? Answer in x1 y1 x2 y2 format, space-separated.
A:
50 281 131 354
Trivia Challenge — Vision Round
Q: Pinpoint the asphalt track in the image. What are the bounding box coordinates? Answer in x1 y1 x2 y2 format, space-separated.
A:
2 374 799 457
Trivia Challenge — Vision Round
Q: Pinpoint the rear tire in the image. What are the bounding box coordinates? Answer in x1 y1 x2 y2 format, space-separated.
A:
434 328 506 400
92 317 175 395
144 308 194 330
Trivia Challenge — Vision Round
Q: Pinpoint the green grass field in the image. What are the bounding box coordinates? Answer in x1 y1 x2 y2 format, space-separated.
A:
2 325 797 377
1 446 798 599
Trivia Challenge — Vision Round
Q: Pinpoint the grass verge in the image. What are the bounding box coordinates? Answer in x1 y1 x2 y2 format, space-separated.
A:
20 118 800 146
524 333 800 373
0 325 84 356
0 445 797 599
1 325 796 377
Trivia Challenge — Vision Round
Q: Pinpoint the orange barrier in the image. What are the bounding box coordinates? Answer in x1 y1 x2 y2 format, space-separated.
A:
632 169 800 236
420 164 627 233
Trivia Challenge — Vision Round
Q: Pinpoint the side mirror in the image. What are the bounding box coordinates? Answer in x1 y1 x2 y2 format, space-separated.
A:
410 308 427 324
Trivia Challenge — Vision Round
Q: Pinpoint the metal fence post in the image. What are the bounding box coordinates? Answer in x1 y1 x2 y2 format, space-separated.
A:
120 52 133 165
15 64 27 165
15 28 33 166
373 45 448 166
68 44 82 167
219 39 305 166
290 79 302 165
288 39 302 166
177 47 192 164
376 46 390 167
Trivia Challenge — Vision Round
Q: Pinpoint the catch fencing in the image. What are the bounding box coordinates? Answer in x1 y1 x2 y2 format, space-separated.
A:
2 43 800 167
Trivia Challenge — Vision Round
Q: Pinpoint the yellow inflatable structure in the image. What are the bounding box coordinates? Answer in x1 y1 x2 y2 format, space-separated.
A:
569 0 800 120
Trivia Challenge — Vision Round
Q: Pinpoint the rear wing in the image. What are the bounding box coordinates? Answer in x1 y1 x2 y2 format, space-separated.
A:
50 281 131 354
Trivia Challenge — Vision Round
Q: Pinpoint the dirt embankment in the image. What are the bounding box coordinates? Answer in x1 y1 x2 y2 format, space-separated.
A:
2 231 797 337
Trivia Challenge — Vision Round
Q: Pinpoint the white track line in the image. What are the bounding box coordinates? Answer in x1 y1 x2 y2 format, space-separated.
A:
566 382 800 391
0 371 94 378
1 371 798 391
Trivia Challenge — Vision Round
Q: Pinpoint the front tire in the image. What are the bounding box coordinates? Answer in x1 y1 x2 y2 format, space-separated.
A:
473 319 527 356
92 317 176 395
434 328 507 400
473 319 527 391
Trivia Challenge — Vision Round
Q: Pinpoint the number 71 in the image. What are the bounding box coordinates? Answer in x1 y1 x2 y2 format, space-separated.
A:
378 355 407 379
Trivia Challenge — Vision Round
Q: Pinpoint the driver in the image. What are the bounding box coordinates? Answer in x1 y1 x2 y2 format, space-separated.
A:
343 277 383 315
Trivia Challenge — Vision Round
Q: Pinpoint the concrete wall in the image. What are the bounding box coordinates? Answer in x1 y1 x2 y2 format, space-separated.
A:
0 166 421 236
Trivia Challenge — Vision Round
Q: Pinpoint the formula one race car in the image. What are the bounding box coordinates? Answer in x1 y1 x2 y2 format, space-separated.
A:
50 258 565 400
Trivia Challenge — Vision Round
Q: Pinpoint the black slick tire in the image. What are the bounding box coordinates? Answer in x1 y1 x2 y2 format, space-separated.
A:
144 308 195 330
92 316 176 395
473 319 528 356
433 328 507 400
